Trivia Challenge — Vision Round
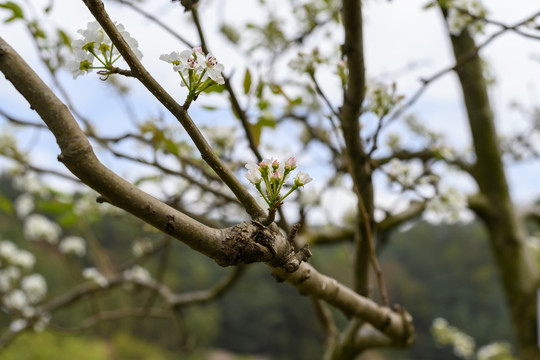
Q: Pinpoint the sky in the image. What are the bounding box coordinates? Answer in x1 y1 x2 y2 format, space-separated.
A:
0 0 539 224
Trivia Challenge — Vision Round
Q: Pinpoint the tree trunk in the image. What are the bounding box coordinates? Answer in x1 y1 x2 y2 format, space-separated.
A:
446 20 540 360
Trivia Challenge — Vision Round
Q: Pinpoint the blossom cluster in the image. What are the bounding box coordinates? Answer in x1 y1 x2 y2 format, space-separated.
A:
22 211 86 257
432 318 476 359
476 342 516 360
160 47 224 101
0 240 50 333
432 318 517 360
446 0 488 36
82 267 108 288
365 81 403 117
289 48 324 75
132 238 154 257
425 187 468 224
66 21 143 79
244 157 312 211
123 265 152 284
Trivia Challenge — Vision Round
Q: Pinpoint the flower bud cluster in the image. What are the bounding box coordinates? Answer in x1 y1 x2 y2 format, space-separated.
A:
66 21 143 79
244 157 312 210
160 47 225 102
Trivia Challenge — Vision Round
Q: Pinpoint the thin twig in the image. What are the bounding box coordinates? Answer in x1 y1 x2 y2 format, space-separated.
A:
115 0 194 47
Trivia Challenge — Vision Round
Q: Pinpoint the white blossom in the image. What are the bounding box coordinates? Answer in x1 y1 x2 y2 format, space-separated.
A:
116 23 143 60
59 236 86 257
172 49 206 80
477 342 513 360
3 289 29 311
14 194 34 218
33 313 51 332
77 20 104 44
425 187 468 224
11 249 35 270
82 267 108 288
161 47 225 88
0 240 18 262
366 81 402 117
294 171 312 187
0 241 34 270
21 274 47 304
385 159 416 187
159 51 182 65
65 47 95 79
123 265 152 284
431 317 475 359
452 331 475 359
446 0 487 36
68 21 142 79
0 266 21 292
245 169 262 185
132 238 153 257
289 48 322 73
9 319 27 333
245 161 260 171
386 133 401 151
23 214 62 244
13 173 48 197
203 53 225 84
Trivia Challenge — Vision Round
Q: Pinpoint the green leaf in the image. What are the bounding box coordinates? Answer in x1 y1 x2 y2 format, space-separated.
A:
422 1 436 9
58 29 72 49
243 68 252 95
255 78 264 99
0 191 13 215
269 84 282 95
163 139 179 155
257 113 276 128
202 84 226 94
202 105 217 111
249 123 262 147
292 97 303 106
44 0 53 13
0 1 24 23
257 100 270 111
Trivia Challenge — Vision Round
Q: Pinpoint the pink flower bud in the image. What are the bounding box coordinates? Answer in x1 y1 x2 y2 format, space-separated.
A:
259 158 271 170
285 157 296 170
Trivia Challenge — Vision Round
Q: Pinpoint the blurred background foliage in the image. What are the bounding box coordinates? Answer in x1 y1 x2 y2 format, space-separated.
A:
0 175 513 359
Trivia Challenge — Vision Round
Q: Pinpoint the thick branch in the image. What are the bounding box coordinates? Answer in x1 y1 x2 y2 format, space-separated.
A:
0 26 414 346
273 263 414 343
0 37 270 267
439 2 540 358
